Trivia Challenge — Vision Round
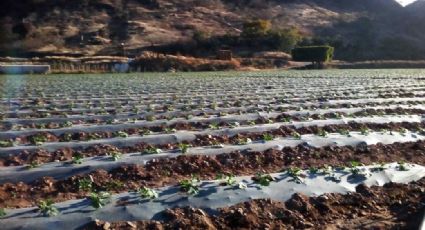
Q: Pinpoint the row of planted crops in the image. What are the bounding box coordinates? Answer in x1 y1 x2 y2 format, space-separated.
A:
0 70 425 229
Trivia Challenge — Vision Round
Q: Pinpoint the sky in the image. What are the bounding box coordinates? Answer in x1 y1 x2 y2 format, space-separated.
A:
396 0 418 6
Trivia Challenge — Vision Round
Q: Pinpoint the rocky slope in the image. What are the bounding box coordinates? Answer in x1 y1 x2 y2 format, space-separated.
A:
0 0 424 60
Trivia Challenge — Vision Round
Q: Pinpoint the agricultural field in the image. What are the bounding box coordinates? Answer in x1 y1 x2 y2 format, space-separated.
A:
0 69 425 229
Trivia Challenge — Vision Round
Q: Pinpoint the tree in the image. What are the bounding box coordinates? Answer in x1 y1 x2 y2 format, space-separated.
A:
241 19 271 39
292 46 334 68
266 28 302 52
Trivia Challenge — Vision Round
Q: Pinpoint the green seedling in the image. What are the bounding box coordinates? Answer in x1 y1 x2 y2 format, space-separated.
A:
308 167 319 174
317 129 329 137
360 127 370 136
114 131 129 138
291 131 301 139
220 174 236 186
0 140 13 148
0 208 6 217
146 115 155 122
248 120 256 126
238 182 248 189
108 151 123 161
338 129 351 137
27 161 40 169
139 129 152 136
398 128 407 136
89 192 111 209
371 162 387 172
78 177 93 192
178 143 191 154
164 127 176 133
142 146 162 155
397 161 409 171
29 134 47 146
237 137 252 145
208 123 219 130
37 199 59 217
71 153 84 164
138 187 159 200
262 133 274 142
62 121 73 127
253 173 274 186
179 176 200 195
287 167 305 184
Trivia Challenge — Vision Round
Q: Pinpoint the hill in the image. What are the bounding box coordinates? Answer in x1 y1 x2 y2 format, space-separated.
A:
0 0 424 60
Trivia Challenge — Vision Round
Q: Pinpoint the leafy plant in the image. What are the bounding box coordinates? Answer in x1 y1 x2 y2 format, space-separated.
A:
338 129 350 137
219 174 236 186
69 152 83 164
89 192 111 209
78 177 93 192
308 167 318 174
0 208 6 217
108 151 123 161
27 161 40 169
179 176 200 195
178 143 191 154
287 167 304 184
360 127 370 136
114 131 129 138
29 134 47 146
253 173 274 186
262 133 274 142
237 137 252 145
371 162 387 172
37 199 59 217
397 161 409 171
317 129 328 137
291 131 301 139
0 140 13 148
164 127 177 134
138 187 159 200
104 180 124 191
208 123 219 130
142 146 162 155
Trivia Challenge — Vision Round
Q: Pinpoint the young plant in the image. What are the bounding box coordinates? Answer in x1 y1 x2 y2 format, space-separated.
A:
397 161 409 171
338 128 351 137
262 133 274 142
253 173 274 186
27 161 40 170
237 137 252 145
178 143 191 154
371 162 387 172
29 134 48 146
114 131 129 138
164 127 177 134
0 140 13 148
360 127 370 136
108 151 123 161
291 131 301 139
179 176 200 195
208 122 219 130
37 199 59 217
78 177 93 192
138 187 159 200
89 192 111 209
71 153 84 164
142 146 162 155
287 167 305 184
219 174 236 186
317 129 329 137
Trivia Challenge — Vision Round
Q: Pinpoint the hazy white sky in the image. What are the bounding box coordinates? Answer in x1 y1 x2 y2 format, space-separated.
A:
396 0 417 6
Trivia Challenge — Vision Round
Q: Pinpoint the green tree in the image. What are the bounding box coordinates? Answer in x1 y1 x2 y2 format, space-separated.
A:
292 46 334 68
241 19 271 39
266 27 302 52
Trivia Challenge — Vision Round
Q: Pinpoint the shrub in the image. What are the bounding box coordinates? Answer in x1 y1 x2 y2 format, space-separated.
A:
292 46 334 64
